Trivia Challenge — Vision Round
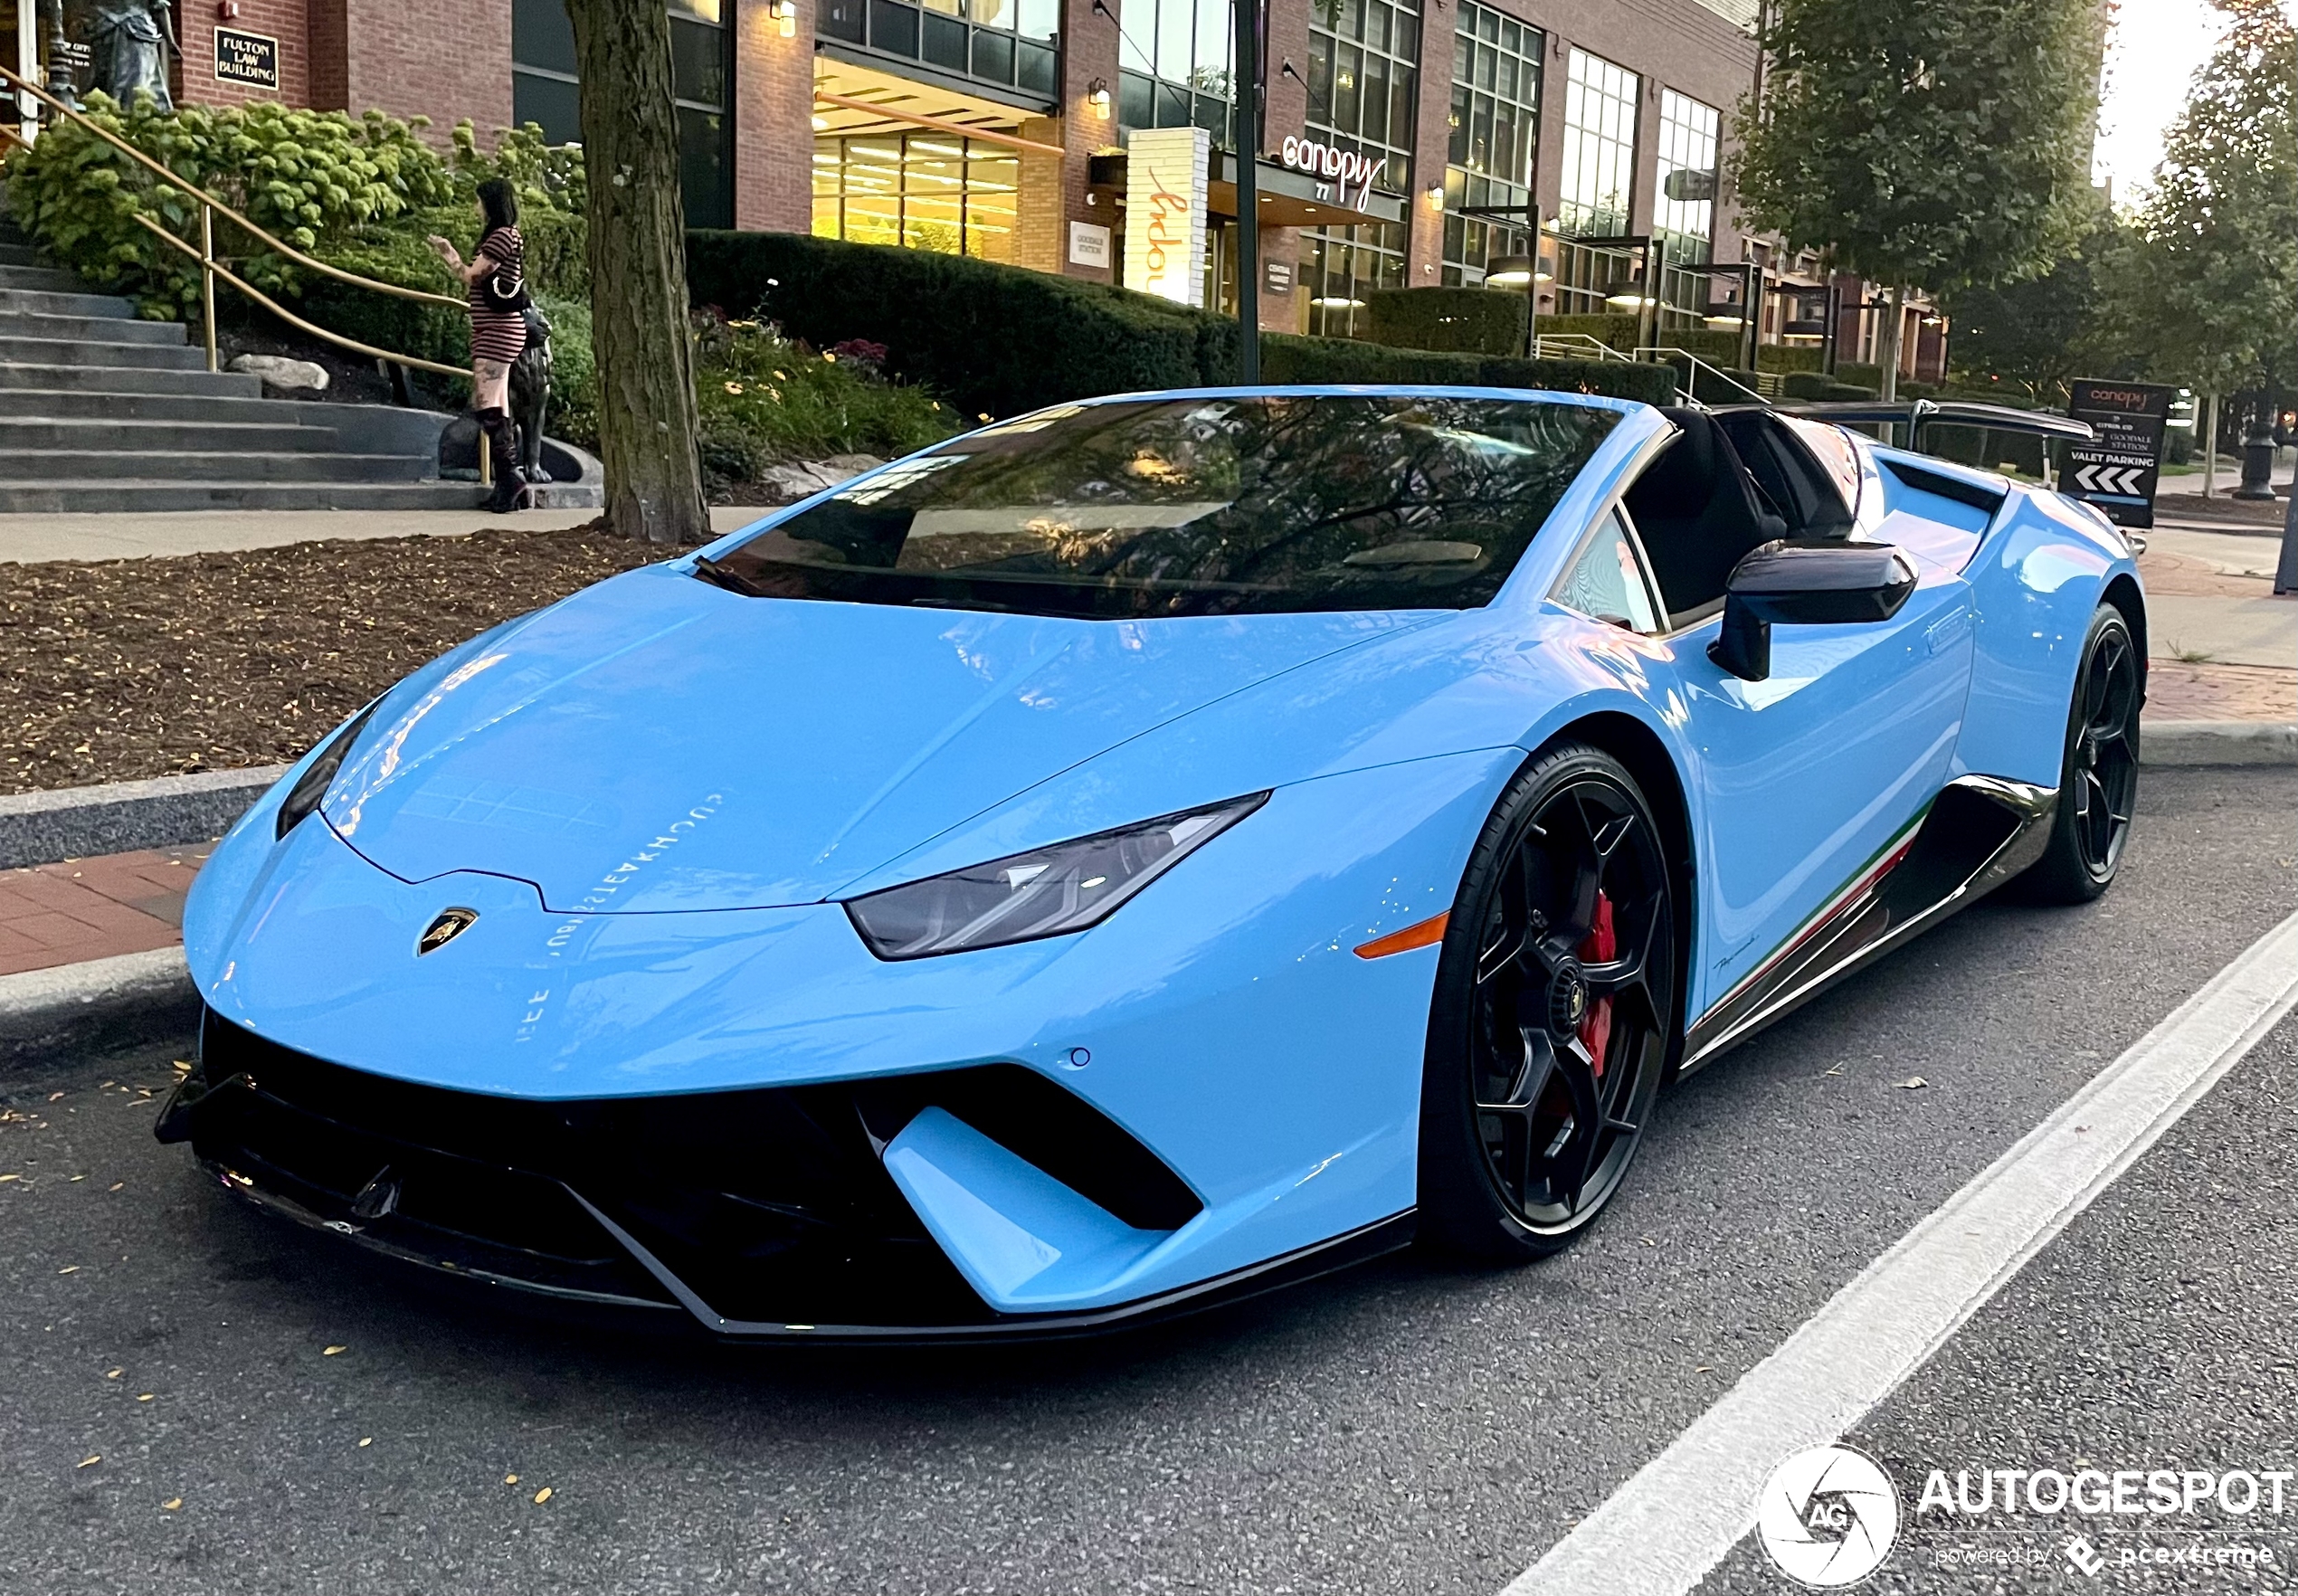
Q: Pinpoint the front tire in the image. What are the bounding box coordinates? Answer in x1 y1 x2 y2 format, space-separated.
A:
2013 603 2141 906
1418 741 1676 1261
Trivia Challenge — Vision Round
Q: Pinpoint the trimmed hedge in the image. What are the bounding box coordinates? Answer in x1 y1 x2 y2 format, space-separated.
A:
1263 332 1677 404
686 230 1676 414
1540 312 1640 353
688 231 1213 420
1781 371 1881 402
1756 344 1823 374
1364 287 1525 355
1649 327 1742 367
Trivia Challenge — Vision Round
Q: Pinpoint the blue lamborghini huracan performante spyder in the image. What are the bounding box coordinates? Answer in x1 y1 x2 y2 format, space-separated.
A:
159 388 2146 1341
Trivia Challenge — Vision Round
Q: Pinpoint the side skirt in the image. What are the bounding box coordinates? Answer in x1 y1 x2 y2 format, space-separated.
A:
1676 774 2056 1075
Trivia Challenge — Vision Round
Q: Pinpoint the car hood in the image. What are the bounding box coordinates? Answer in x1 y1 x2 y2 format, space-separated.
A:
322 565 1426 912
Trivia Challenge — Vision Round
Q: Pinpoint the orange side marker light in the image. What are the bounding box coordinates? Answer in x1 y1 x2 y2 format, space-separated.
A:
1353 911 1449 959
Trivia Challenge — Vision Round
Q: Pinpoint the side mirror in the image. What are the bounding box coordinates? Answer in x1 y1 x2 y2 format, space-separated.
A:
1707 539 1919 681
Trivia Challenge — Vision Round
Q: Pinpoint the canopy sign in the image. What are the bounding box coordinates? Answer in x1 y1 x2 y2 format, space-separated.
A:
2065 379 2171 529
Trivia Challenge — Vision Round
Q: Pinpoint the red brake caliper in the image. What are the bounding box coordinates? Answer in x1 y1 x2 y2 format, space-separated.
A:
1578 892 1616 1078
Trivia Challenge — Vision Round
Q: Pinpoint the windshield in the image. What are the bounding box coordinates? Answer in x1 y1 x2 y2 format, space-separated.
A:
703 394 1621 620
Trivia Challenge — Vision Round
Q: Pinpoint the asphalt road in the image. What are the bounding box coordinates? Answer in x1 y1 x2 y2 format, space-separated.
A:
1 765 2292 1596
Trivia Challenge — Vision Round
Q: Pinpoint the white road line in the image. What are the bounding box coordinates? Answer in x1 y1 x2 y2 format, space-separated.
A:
1502 907 2298 1596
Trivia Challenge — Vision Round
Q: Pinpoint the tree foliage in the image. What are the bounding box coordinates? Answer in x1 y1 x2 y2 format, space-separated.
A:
1733 0 2101 296
2117 0 2297 395
1943 208 2141 403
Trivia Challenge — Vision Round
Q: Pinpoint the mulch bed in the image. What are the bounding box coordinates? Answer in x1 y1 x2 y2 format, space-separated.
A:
0 527 669 795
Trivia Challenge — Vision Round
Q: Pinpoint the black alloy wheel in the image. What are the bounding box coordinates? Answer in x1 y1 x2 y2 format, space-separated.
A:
2014 604 2142 905
1420 742 1676 1259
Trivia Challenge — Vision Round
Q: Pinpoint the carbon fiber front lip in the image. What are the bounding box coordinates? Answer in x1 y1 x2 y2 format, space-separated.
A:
204 1154 1416 1344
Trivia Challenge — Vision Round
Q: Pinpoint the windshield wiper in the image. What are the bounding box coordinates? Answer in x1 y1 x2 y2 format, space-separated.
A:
691 555 768 597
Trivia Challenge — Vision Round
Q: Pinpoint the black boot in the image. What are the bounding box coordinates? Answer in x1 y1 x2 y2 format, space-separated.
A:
479 408 523 513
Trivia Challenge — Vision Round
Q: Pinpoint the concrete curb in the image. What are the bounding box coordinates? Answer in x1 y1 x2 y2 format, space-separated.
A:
0 946 196 1065
2141 721 2298 767
0 765 284 870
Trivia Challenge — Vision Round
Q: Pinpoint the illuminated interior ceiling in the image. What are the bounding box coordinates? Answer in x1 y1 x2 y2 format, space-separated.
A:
812 59 1038 144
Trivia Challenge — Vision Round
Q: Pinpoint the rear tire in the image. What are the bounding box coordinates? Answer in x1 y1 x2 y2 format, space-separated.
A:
2012 603 2141 906
1418 741 1676 1262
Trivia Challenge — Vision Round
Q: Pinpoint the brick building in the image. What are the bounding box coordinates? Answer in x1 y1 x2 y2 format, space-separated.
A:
5 0 1944 374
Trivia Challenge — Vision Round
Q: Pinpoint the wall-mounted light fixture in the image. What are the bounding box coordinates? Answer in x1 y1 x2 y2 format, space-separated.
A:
774 0 796 35
1424 185 1444 211
1087 77 1111 114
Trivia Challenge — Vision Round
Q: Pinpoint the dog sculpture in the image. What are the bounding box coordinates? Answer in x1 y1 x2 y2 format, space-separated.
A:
508 305 555 484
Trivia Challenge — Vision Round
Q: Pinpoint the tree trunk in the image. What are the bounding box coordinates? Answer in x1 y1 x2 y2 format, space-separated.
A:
565 0 708 546
1876 282 1906 403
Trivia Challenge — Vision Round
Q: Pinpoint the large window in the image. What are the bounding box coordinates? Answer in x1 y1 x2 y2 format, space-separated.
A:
1557 46 1638 236
511 0 733 228
816 0 1060 100
812 133 1021 262
1117 0 1232 144
1654 90 1718 262
1440 2 1541 287
1301 0 1421 337
1652 90 1720 328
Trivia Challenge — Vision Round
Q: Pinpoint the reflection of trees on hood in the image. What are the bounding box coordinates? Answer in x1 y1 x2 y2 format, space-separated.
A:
926 398 1612 598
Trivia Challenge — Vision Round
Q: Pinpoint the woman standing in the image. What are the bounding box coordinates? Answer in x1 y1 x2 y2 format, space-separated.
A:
427 178 530 513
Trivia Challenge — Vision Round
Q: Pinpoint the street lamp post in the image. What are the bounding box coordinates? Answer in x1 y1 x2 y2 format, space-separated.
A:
2235 392 2277 501
1231 0 1260 383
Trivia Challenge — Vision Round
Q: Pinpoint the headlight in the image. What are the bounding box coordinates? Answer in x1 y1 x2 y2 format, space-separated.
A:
845 792 1270 960
274 702 382 841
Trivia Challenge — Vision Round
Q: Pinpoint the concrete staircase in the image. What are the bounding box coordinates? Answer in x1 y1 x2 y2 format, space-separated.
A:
0 213 489 514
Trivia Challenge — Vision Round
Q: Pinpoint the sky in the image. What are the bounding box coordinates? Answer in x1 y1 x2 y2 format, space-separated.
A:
2091 0 2294 204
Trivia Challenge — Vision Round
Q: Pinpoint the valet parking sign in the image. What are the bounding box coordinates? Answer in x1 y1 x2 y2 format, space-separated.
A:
2065 377 2172 530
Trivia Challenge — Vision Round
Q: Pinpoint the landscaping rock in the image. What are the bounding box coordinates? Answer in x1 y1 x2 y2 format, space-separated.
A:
758 453 887 501
228 354 330 395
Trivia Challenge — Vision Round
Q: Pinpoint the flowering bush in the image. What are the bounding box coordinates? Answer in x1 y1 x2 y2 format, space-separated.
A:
5 98 585 329
4 95 455 318
691 314 954 480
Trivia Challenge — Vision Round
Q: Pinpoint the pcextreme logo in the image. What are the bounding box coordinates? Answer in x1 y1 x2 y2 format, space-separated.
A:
1757 1445 1902 1587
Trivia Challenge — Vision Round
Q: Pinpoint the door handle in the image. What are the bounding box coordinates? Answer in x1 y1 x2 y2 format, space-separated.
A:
1923 607 1973 655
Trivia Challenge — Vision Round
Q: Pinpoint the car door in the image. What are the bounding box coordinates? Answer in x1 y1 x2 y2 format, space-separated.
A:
1658 513 1975 1031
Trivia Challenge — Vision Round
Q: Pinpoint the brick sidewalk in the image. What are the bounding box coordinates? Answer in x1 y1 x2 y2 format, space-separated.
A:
2143 661 2298 724
0 847 208 977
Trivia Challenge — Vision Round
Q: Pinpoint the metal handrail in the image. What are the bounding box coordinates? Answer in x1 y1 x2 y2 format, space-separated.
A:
1531 332 1632 363
1635 346 1768 406
131 214 472 379
0 62 489 484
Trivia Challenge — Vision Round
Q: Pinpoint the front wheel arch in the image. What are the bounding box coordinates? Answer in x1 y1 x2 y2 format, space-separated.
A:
1415 735 1682 1260
1536 711 1697 1079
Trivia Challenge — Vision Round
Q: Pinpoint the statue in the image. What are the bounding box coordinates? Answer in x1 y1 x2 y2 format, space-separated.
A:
85 0 175 114
508 305 555 485
36 0 81 109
